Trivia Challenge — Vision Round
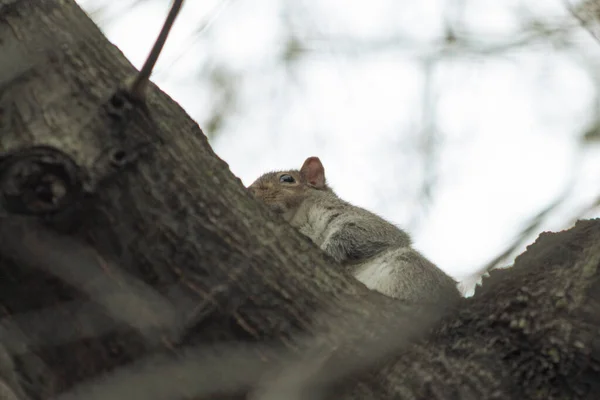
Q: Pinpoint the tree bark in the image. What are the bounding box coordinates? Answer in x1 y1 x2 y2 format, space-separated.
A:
0 1 599 400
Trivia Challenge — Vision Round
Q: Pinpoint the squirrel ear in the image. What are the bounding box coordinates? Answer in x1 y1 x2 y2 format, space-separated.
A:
300 157 326 188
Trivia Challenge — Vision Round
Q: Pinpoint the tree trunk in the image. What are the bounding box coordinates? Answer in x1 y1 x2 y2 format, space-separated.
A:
0 1 599 399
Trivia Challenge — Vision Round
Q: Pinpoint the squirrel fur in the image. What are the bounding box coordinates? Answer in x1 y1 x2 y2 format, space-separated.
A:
248 156 460 303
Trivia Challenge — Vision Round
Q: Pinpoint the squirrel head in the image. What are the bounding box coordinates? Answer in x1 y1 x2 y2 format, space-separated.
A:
248 156 330 217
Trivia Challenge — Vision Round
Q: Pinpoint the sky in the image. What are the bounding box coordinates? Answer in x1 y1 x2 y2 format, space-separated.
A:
77 0 600 294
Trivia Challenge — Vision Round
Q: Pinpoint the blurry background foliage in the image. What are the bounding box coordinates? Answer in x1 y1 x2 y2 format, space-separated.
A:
78 0 600 294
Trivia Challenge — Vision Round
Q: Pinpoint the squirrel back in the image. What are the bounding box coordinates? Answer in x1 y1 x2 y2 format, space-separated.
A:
249 157 460 303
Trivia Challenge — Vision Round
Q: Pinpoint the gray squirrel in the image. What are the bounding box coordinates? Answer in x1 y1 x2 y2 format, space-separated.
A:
248 156 460 303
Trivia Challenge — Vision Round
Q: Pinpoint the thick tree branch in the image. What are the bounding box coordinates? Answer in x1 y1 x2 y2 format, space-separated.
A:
0 1 440 398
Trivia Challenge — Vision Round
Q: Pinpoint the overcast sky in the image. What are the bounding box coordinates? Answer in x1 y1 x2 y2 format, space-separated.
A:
77 0 600 294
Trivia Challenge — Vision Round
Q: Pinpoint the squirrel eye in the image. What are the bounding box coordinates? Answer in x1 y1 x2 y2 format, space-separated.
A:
279 174 295 183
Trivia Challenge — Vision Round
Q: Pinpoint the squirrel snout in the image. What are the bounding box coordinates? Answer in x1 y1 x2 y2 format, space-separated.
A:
248 185 263 198
248 180 272 198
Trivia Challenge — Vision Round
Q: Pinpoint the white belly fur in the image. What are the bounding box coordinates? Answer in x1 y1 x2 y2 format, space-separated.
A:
353 247 412 297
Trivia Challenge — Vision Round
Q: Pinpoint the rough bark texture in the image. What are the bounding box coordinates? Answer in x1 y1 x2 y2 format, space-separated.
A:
334 220 600 399
0 1 599 400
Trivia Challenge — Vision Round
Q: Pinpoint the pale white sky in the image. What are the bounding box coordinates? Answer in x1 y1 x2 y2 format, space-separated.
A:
78 0 600 293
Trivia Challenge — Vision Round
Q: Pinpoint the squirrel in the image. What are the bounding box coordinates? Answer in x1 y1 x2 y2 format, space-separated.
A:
248 156 460 303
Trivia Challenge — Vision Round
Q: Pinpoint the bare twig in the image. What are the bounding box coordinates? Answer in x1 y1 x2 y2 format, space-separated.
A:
563 0 600 44
128 0 185 101
155 0 235 79
467 184 572 286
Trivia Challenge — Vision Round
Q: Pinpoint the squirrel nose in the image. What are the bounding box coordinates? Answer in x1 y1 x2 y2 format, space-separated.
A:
248 186 260 197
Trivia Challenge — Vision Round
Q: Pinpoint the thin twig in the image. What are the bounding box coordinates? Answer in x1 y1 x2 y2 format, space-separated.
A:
128 0 185 101
563 0 600 44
